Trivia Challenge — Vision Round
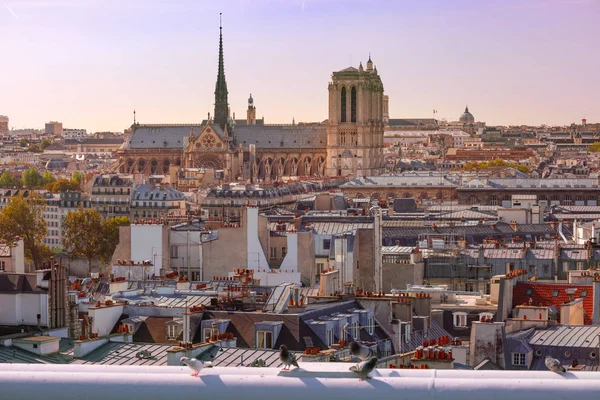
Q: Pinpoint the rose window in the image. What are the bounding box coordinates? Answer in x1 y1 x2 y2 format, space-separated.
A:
201 135 216 148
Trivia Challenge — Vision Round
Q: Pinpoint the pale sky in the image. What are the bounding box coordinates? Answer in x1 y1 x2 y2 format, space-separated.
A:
1 0 599 132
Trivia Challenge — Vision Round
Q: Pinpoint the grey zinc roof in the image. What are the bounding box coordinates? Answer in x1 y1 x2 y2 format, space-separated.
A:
70 342 173 366
234 124 326 149
466 178 600 190
342 175 459 187
528 325 600 348
309 222 373 235
124 125 200 149
133 184 185 201
382 246 415 254
210 347 303 368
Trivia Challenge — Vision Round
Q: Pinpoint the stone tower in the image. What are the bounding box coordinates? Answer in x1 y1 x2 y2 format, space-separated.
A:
214 18 229 128
325 56 386 177
246 94 256 125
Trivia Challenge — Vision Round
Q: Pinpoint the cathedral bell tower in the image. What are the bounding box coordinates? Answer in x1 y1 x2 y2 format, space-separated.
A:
325 56 386 177
246 94 256 125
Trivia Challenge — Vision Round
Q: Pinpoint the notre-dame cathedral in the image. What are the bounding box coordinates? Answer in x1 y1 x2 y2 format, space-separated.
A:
116 23 386 181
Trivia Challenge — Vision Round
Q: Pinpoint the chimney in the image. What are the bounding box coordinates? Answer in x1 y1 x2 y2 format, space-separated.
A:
469 322 506 368
593 276 600 325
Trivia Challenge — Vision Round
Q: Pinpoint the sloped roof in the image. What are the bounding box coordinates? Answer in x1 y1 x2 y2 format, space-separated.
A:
512 282 594 324
0 274 41 293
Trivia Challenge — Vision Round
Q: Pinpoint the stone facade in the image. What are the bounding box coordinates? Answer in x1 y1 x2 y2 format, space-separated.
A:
115 26 385 182
325 57 386 177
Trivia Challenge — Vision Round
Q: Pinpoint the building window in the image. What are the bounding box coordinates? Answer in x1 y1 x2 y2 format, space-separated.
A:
323 239 331 250
0 261 4 272
367 317 375 335
317 262 324 273
512 353 526 366
340 325 346 341
282 247 287 258
256 331 273 349
326 328 334 347
167 325 178 339
270 247 277 259
453 312 468 328
352 321 359 340
350 86 357 123
170 245 178 259
341 87 347 123
203 328 213 342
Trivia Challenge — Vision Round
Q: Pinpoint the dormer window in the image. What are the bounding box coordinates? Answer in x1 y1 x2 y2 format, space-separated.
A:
167 325 178 339
453 312 468 328
256 331 273 349
367 317 375 335
326 328 334 347
512 353 526 366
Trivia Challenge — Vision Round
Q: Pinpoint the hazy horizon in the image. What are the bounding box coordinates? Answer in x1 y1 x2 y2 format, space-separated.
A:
1 0 599 132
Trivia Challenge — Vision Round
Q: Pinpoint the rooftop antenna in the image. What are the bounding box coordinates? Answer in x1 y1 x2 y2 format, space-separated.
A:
220 12 222 30
133 110 136 125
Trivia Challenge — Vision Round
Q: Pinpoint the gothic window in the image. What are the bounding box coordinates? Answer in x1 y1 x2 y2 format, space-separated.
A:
351 86 357 122
341 87 347 123
340 133 346 145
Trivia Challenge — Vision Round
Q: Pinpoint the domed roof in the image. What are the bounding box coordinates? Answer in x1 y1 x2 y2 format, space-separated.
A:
45 158 68 170
459 106 475 123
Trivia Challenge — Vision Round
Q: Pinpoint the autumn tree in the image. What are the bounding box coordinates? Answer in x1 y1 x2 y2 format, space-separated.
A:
588 142 600 152
0 193 52 269
62 206 104 274
99 216 130 264
0 171 19 188
45 178 80 193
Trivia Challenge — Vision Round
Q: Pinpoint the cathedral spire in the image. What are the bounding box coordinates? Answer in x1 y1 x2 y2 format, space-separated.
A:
214 13 229 128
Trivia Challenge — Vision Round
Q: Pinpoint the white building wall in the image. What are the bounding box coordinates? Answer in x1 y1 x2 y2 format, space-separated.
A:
88 305 124 337
131 225 164 277
0 295 18 324
280 233 298 271
246 208 268 270
0 293 48 326
252 271 301 286
169 230 201 278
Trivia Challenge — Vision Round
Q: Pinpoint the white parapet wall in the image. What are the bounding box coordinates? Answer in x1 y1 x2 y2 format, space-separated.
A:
0 364 599 400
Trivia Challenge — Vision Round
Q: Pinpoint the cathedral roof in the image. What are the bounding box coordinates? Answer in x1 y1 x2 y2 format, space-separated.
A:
234 124 327 149
124 125 201 150
337 67 359 73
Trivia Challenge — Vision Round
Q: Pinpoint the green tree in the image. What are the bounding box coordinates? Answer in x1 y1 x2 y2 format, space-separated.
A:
517 165 531 175
22 167 41 188
40 138 53 150
72 172 84 184
41 170 56 186
0 193 51 269
588 142 600 152
0 171 19 188
62 206 104 274
19 138 28 148
99 216 130 264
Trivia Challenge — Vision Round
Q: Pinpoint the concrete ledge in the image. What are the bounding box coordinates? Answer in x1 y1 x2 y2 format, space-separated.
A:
0 364 598 400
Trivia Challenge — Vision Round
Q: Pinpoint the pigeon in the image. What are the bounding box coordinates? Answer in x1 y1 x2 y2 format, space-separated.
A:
350 356 378 380
181 356 213 376
350 341 375 361
545 356 566 373
279 344 299 370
